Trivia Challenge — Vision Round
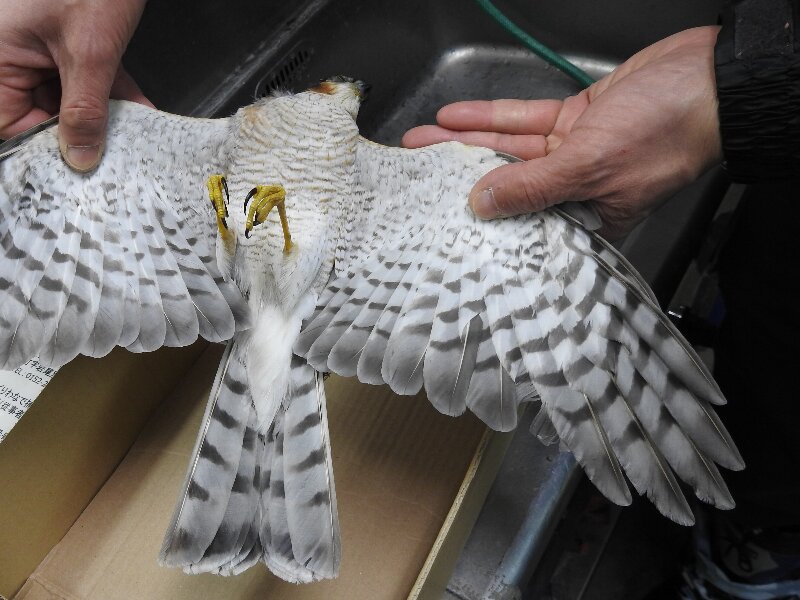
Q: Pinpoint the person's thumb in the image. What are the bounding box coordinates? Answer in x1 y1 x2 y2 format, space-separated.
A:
57 58 118 172
468 155 574 219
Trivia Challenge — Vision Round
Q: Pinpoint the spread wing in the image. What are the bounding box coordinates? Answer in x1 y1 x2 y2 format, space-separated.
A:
0 100 249 371
294 138 744 525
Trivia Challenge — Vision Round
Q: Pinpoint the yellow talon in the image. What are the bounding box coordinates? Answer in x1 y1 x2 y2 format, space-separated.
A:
244 184 293 253
207 174 236 253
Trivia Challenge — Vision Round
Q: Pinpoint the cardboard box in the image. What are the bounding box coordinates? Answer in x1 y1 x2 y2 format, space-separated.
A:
0 343 511 599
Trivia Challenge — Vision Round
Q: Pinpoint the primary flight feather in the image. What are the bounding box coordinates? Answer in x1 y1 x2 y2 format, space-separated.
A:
0 77 743 582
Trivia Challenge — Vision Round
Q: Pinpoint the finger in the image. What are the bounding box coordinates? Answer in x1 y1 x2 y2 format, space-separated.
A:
436 99 562 135
0 106 53 138
110 65 155 108
402 125 548 160
32 78 62 115
0 82 51 138
468 152 590 218
545 92 590 153
57 53 119 172
401 125 453 147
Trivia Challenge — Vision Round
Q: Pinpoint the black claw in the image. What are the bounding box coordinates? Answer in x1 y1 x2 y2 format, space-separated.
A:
245 229 251 239
244 187 258 213
221 177 230 216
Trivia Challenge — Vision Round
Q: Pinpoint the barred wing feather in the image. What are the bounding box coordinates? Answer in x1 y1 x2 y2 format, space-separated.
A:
295 139 743 525
0 100 250 371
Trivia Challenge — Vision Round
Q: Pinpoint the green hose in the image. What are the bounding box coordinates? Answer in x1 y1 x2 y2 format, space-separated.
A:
474 0 596 88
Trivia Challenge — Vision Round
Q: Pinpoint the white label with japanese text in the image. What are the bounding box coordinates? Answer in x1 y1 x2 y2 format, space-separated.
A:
0 359 58 443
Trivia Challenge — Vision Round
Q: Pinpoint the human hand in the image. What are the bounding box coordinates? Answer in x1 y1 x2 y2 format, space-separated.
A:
402 27 723 238
0 0 150 172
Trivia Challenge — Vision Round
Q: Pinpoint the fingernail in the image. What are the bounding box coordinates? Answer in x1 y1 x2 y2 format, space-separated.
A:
469 187 502 219
63 143 103 172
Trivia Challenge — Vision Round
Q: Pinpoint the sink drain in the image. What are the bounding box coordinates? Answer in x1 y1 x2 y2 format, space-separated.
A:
254 44 314 97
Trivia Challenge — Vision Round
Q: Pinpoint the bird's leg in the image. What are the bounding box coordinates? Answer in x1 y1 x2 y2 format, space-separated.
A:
243 184 293 252
207 175 236 254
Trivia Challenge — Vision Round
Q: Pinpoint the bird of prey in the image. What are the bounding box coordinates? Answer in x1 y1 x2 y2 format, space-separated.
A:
0 77 743 583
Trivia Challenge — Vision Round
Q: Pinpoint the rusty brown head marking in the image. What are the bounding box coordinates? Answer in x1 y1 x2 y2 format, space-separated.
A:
310 81 337 95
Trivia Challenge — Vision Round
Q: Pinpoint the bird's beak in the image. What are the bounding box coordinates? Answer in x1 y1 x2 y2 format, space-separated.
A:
354 80 370 100
324 75 370 100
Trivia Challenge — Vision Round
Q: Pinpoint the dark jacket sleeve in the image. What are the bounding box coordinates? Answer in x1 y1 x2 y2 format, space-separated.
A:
715 0 800 182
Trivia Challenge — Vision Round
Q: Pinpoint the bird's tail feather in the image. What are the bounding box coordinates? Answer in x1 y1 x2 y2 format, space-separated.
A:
260 356 340 582
159 341 256 571
159 345 340 581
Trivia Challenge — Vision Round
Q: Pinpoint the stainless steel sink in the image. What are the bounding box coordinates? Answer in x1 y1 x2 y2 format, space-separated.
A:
123 1 730 597
126 0 728 300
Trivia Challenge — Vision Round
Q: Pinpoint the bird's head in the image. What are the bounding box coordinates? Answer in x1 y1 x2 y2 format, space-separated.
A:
309 76 369 118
